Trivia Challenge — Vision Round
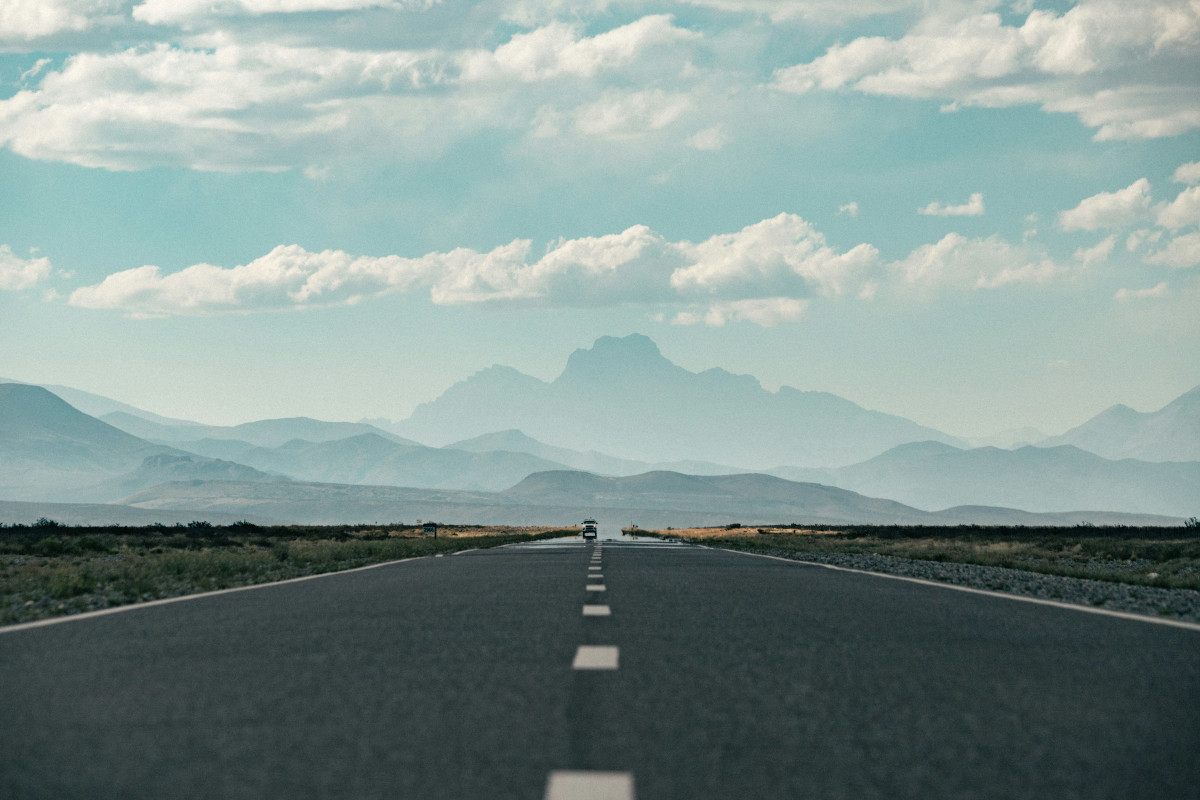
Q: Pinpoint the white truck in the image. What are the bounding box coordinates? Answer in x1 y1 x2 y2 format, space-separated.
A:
581 519 598 540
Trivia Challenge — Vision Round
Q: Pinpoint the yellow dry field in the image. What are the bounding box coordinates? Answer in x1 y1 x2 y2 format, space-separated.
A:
353 525 567 539
630 526 839 540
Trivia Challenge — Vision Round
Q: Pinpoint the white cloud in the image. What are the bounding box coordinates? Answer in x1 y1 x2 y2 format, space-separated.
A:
460 16 696 83
67 227 687 314
1058 178 1152 231
67 213 885 321
672 298 809 327
1156 185 1200 230
0 16 697 172
890 232 1064 290
0 0 124 41
677 0 920 23
772 1 1200 140
838 201 859 217
1173 161 1200 186
131 0 429 27
686 125 727 151
0 245 52 291
1115 281 1169 301
918 192 984 216
1126 229 1154 252
1074 234 1115 268
1145 231 1200 269
670 213 880 299
571 90 693 138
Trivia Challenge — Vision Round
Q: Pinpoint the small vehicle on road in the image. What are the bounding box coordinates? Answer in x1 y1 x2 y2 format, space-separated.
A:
581 519 598 540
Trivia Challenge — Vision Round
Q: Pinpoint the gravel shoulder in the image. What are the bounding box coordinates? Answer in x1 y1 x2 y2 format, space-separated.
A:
713 545 1200 624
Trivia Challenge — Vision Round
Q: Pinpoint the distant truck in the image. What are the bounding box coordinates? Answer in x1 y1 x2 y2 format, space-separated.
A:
581 519 598 540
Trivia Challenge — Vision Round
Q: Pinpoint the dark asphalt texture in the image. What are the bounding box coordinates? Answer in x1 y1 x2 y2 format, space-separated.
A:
2 537 1198 799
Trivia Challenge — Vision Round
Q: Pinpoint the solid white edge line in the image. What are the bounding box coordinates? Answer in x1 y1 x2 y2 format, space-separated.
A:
0 555 424 636
708 546 1200 633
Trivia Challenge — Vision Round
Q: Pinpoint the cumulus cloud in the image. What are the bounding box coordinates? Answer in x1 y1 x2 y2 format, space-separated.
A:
1174 161 1200 186
1058 178 1152 231
67 213 887 322
0 16 698 172
0 0 124 41
678 0 920 23
131 0 429 26
918 192 984 217
1156 185 1200 230
572 90 693 138
0 245 53 291
670 213 880 299
461 16 695 83
1145 232 1200 269
1115 281 1169 301
68 228 688 315
838 201 859 217
672 298 808 327
772 0 1200 140
890 232 1064 290
1074 234 1115 268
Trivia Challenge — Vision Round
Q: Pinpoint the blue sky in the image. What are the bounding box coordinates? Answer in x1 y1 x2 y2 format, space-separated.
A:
1 0 1197 439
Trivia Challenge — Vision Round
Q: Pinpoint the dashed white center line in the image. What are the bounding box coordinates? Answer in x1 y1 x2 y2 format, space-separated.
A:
588 566 602 571
582 604 611 616
544 770 634 800
572 645 619 670
586 584 606 592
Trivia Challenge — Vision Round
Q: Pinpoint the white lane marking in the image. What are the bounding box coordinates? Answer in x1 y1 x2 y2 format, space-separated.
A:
0 555 424 636
545 771 634 800
572 645 619 670
451 548 479 555
714 547 1200 633
586 584 606 592
583 605 611 616
588 566 602 571
589 575 603 580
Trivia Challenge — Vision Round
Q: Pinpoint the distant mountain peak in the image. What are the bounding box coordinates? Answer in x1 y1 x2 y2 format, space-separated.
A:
560 333 676 381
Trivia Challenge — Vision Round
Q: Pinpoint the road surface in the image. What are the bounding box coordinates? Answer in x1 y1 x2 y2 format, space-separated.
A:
2 524 1198 799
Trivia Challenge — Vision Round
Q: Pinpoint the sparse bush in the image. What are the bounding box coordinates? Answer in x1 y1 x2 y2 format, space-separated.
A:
33 517 62 529
1185 517 1200 529
187 520 213 529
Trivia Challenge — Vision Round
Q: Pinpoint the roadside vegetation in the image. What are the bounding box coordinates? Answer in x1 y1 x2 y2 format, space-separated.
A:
1 520 571 626
628 523 1200 592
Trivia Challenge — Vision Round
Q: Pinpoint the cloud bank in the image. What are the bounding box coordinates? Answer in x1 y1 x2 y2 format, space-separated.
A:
68 211 1087 323
773 0 1200 141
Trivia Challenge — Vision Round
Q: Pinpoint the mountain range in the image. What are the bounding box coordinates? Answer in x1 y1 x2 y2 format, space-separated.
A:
393 334 964 468
773 441 1200 517
113 471 1176 528
0 384 277 503
1 333 1198 525
1039 385 1200 462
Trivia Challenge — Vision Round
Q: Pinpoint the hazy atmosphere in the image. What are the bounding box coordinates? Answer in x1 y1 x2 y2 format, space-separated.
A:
5 6 1200 796
2 0 1198 438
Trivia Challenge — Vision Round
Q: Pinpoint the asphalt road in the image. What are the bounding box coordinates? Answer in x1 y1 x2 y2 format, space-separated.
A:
2 526 1198 799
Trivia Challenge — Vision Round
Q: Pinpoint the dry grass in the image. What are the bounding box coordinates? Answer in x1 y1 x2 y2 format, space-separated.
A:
0 522 569 626
631 524 1200 591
